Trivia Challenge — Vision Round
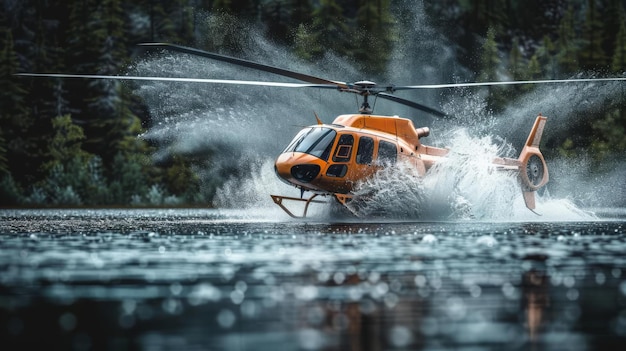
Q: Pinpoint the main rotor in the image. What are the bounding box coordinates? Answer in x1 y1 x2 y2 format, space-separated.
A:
17 42 626 120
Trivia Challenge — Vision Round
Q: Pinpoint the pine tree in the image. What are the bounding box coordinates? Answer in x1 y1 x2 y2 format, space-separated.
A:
580 0 608 70
527 54 542 79
538 35 557 79
47 115 90 168
0 22 34 186
478 27 508 111
311 0 351 58
293 23 323 61
556 5 580 76
508 37 525 80
603 0 623 61
479 27 500 82
612 4 626 72
42 114 93 205
260 0 291 41
0 28 28 175
83 0 147 168
354 0 394 72
461 0 507 37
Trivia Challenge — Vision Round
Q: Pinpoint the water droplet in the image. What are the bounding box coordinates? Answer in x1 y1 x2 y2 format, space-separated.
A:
445 297 467 320
240 300 259 319
317 271 330 282
421 234 438 244
217 309 236 329
368 271 381 283
501 282 518 299
612 268 622 278
230 289 245 304
563 276 576 288
390 279 402 292
372 282 389 299
59 312 77 331
121 299 136 314
118 313 135 329
188 283 221 305
161 298 183 315
469 284 482 298
476 235 497 247
414 275 427 288
170 283 182 296
389 325 413 348
333 272 345 284
295 285 318 301
384 293 399 309
595 272 606 285
298 328 325 350
235 280 247 293
566 288 579 301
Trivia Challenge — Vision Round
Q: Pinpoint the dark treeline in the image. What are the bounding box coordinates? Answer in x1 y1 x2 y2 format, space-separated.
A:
1 0 625 207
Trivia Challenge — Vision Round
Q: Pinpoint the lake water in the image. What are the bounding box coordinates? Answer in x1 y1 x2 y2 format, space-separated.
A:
1 208 625 350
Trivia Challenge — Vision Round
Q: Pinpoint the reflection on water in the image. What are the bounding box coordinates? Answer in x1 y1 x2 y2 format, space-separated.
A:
1 209 625 350
523 269 549 343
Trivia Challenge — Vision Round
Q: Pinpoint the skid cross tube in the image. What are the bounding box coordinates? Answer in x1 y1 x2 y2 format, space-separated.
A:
270 194 326 218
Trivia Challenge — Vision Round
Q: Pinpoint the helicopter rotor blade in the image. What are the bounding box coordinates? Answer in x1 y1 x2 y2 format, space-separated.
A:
392 77 626 90
377 93 446 118
15 73 340 89
139 43 349 88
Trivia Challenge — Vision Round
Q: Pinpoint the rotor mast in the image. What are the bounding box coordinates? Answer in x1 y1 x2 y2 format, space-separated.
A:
348 80 377 114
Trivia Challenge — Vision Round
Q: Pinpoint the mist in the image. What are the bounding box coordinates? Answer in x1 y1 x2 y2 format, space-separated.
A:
127 5 624 218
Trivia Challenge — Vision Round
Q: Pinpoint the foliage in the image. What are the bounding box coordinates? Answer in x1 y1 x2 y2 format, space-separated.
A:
2 0 626 208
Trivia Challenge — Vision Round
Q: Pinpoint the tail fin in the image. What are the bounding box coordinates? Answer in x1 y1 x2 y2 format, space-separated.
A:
518 115 549 211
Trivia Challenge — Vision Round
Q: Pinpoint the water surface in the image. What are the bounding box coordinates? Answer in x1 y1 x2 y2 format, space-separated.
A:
1 208 625 350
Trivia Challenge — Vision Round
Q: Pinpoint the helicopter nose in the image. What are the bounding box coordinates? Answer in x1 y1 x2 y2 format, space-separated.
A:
275 153 322 184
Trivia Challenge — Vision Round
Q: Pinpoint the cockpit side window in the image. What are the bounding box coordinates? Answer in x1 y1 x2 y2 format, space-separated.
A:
283 128 311 153
333 134 354 162
378 140 397 165
356 136 374 164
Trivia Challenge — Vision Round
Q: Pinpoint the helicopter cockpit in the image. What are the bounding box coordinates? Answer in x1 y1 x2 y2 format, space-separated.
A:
283 127 337 161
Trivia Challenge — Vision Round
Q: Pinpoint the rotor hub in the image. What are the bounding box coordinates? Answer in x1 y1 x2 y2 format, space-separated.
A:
353 80 377 91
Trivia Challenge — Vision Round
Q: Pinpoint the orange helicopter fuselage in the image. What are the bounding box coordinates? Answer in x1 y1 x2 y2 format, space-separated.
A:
274 114 449 194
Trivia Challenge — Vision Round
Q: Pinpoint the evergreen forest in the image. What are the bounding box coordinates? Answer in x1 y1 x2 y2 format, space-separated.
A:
1 0 625 207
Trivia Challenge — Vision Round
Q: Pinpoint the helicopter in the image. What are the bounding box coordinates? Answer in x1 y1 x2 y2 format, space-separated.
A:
19 43 626 218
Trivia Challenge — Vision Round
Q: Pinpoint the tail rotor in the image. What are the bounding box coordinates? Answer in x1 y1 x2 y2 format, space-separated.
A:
517 115 549 210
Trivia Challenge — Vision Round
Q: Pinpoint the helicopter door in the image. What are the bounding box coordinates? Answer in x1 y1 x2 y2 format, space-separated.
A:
377 140 397 165
332 134 354 162
327 134 354 178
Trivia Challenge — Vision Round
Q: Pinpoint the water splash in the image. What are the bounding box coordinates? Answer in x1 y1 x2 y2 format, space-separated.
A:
126 10 619 220
341 129 596 221
490 79 626 210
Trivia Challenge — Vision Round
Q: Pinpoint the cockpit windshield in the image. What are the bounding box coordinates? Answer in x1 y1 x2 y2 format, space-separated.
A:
283 127 337 161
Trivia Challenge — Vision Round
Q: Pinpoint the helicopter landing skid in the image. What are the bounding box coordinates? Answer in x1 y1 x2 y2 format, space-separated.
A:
270 194 327 218
332 193 361 217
